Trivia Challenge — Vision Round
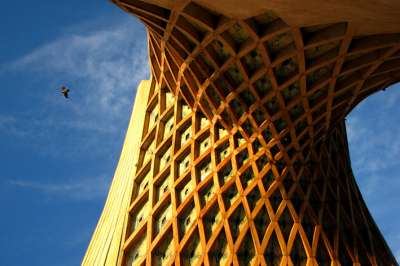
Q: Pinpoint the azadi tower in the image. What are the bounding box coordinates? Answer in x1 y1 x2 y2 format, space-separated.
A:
83 0 400 265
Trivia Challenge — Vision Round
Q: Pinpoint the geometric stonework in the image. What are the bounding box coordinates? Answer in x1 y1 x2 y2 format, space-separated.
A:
83 0 400 265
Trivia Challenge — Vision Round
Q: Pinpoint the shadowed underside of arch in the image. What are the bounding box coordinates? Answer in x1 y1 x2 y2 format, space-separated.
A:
83 0 400 265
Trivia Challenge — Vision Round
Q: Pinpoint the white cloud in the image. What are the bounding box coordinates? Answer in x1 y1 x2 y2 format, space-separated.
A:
346 84 400 259
3 17 150 158
10 16 149 130
8 175 110 201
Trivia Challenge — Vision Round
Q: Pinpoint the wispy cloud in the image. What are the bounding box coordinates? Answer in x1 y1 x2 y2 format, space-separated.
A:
11 16 149 123
3 17 149 158
8 175 110 201
346 84 400 260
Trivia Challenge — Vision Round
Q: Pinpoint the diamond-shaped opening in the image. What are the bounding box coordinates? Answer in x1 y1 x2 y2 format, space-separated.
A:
133 165 152 199
156 144 172 174
236 148 249 168
339 219 353 255
276 158 286 174
265 31 294 60
230 98 245 119
225 65 244 87
270 144 280 158
176 174 194 206
316 236 331 266
152 230 174 266
262 127 273 143
357 244 372 266
125 232 147 265
295 119 307 136
215 122 229 140
254 76 273 99
234 131 246 148
223 22 251 52
153 200 172 237
208 230 230 266
256 154 269 172
163 113 175 138
308 188 322 218
281 81 300 104
278 207 293 242
206 85 223 109
241 49 265 77
246 11 280 37
290 187 304 215
195 51 215 77
237 231 256 265
239 89 257 107
139 133 155 167
203 203 222 241
246 185 261 211
240 166 256 190
206 39 231 66
218 161 234 187
281 133 291 146
178 200 197 241
199 95 213 118
264 96 280 116
171 27 196 54
241 119 254 137
281 173 294 195
216 141 230 164
154 171 172 202
198 179 217 208
312 104 327 121
129 195 150 235
306 64 334 88
322 211 336 247
252 138 262 154
308 85 328 107
273 117 287 133
196 156 212 183
215 75 233 98
196 133 211 157
264 232 282 266
262 169 275 192
301 22 347 47
180 230 202 266
189 58 208 85
254 205 270 241
181 101 191 119
222 182 239 210
228 204 247 241
220 109 234 126
274 57 299 85
252 107 266 126
289 103 305 121
176 151 192 179
290 235 308 266
304 40 341 62
179 122 192 148
338 240 353 266
147 102 159 131
269 188 282 213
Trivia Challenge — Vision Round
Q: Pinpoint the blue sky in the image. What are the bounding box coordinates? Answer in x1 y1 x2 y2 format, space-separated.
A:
0 1 398 265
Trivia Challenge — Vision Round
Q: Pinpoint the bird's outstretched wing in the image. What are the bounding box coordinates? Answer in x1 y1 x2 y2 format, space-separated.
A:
61 86 70 99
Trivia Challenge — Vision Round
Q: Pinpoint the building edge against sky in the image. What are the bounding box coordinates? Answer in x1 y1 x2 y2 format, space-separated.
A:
82 80 151 265
83 0 400 265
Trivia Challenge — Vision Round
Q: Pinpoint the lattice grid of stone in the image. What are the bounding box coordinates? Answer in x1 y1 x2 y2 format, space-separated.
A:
111 0 399 265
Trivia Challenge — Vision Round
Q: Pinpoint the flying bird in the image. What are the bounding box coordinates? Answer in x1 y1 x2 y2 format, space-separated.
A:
61 86 70 99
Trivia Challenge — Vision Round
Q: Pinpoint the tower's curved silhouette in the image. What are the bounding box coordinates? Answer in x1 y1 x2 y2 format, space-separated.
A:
83 1 400 265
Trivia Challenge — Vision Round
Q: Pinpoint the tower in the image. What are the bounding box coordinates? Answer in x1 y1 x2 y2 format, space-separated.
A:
83 0 400 265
